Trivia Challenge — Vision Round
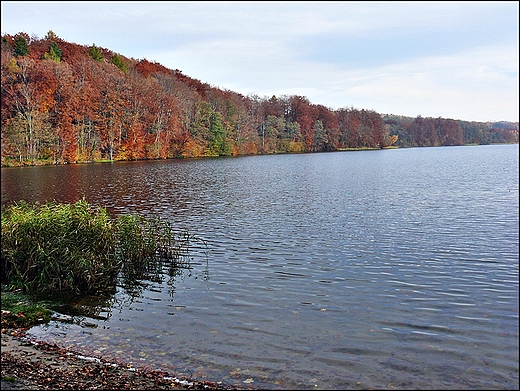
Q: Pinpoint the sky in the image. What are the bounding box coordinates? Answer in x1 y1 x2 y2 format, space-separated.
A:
1 1 518 123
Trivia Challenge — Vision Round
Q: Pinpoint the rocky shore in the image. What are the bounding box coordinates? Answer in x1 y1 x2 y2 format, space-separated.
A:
1 330 246 390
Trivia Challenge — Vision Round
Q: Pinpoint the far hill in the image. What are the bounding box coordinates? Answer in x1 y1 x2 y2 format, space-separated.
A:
1 31 518 166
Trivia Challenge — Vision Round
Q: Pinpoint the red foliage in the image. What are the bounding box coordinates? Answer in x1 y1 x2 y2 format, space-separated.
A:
134 59 170 78
1 32 515 166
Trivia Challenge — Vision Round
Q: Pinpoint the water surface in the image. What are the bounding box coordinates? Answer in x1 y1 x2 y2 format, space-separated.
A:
2 145 518 389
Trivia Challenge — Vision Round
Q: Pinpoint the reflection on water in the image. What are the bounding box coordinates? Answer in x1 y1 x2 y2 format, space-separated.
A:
45 254 210 324
2 145 519 389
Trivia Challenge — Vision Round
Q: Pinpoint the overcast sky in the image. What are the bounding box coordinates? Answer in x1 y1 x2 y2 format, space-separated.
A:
1 1 518 122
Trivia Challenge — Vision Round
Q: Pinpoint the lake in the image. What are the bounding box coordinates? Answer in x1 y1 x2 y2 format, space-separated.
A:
1 144 518 389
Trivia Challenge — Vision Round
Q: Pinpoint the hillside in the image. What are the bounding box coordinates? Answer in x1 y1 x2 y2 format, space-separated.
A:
1 31 518 166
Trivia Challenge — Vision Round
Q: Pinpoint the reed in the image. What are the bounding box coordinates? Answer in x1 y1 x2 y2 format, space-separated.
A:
1 199 194 295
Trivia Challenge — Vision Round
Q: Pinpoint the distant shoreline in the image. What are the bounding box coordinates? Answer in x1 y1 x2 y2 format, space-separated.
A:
2 142 517 168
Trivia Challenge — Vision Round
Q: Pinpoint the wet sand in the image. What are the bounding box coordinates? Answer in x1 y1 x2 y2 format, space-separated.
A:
1 331 245 390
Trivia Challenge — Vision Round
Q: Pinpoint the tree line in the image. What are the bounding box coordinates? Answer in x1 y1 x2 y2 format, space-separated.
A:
1 31 518 166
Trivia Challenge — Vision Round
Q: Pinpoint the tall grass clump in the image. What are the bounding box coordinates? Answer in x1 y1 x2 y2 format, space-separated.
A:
115 213 192 281
1 199 194 295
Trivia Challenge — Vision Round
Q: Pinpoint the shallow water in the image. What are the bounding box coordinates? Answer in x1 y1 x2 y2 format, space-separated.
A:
2 144 518 389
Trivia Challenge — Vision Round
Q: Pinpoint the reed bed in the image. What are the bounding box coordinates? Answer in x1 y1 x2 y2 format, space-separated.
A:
1 199 194 295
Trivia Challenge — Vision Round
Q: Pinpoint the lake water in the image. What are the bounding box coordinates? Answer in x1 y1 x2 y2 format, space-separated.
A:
1 145 518 389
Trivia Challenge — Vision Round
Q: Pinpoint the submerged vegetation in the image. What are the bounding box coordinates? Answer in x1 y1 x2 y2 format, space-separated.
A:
1 199 196 296
1 289 52 329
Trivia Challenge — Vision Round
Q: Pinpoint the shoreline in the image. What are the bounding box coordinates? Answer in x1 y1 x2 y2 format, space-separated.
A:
1 330 246 390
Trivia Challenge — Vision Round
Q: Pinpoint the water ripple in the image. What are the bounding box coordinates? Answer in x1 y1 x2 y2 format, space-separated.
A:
4 145 517 390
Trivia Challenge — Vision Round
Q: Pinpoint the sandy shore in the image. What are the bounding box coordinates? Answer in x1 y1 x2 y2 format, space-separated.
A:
1 330 245 390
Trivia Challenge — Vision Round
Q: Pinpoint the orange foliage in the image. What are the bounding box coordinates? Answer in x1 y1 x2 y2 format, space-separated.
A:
1 32 516 166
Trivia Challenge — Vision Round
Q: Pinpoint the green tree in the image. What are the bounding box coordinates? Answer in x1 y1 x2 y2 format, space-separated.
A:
43 41 62 62
13 35 29 57
209 110 231 156
263 115 284 152
111 54 128 73
44 30 58 40
88 44 104 62
312 119 328 151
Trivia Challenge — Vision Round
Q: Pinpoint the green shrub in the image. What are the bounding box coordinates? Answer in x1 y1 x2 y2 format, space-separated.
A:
1 199 193 295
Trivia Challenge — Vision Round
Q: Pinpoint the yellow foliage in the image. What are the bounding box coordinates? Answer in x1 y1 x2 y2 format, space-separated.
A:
6 57 20 74
387 135 399 145
288 141 304 153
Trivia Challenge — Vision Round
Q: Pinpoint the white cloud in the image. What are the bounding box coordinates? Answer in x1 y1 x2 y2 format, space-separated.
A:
316 43 519 121
151 33 518 121
1 1 518 122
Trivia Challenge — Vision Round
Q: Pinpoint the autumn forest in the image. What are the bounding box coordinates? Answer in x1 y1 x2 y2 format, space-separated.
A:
1 31 518 167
